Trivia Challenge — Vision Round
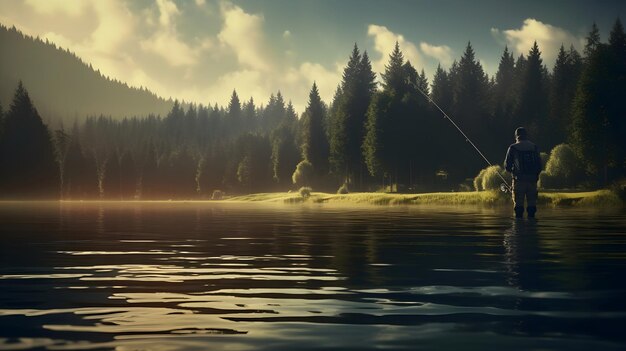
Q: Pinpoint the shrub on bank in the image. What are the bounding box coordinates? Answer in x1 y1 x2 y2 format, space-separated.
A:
299 186 312 199
474 165 507 191
292 160 313 187
539 144 585 189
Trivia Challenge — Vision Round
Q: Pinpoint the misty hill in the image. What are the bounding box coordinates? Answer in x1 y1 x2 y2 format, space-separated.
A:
0 24 174 124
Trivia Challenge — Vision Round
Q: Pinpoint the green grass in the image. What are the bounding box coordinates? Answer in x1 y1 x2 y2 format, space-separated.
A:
226 190 623 207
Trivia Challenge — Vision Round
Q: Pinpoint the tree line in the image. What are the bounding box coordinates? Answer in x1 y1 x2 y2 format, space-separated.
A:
0 19 624 199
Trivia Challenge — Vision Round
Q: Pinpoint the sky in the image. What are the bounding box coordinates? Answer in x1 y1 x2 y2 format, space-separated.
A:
0 0 624 112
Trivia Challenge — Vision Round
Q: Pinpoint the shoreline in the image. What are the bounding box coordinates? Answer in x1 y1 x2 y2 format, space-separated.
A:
226 190 622 207
0 190 621 207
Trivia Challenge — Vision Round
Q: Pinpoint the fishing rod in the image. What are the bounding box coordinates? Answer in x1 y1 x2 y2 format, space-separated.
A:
407 79 512 193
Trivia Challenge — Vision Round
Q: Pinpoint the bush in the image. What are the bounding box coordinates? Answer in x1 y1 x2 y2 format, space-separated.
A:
292 160 313 187
540 144 585 189
337 183 349 194
211 190 223 200
474 165 507 191
299 186 312 199
473 168 489 191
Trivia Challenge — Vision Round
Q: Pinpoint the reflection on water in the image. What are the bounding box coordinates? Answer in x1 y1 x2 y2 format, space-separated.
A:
0 202 625 350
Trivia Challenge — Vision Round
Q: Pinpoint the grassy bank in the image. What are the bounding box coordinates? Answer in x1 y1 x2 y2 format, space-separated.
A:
226 190 623 207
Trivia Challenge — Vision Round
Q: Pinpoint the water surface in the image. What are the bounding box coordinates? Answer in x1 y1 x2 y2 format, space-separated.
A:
0 201 625 350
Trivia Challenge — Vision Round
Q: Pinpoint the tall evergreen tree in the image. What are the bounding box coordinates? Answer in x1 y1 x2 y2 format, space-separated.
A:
516 41 550 147
227 90 242 136
0 82 58 198
584 22 601 59
329 44 376 188
242 97 256 132
570 21 624 184
549 45 582 148
493 46 516 128
301 82 330 180
448 43 491 182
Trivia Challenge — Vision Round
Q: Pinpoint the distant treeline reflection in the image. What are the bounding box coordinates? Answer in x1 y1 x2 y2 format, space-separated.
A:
0 20 624 199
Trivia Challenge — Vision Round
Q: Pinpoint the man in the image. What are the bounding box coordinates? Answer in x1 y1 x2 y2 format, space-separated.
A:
504 127 542 218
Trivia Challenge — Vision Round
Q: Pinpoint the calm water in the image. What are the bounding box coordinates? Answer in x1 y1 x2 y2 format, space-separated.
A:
0 201 625 351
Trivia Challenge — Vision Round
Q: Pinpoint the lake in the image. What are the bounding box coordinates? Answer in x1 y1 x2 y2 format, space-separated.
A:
0 201 625 350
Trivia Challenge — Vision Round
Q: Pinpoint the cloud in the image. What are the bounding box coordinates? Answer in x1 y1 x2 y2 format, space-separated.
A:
90 0 135 53
156 0 179 27
367 24 423 74
419 42 453 66
140 31 200 67
2 1 346 113
139 0 212 67
218 2 271 72
195 0 206 6
24 0 87 17
492 18 585 66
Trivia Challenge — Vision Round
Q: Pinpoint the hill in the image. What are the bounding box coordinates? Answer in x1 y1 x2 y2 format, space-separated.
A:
0 24 174 124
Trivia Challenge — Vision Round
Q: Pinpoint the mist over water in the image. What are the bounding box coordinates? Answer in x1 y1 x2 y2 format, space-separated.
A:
0 202 625 350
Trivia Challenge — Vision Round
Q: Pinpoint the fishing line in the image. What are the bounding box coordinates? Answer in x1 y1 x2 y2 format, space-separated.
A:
407 79 512 193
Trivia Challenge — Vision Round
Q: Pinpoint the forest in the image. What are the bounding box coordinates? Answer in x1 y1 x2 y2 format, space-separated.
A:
0 20 624 200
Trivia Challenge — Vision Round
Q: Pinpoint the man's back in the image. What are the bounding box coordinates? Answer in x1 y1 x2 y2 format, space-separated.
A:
504 139 541 182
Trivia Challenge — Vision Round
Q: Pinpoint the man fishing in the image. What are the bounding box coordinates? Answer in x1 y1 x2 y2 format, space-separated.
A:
504 127 542 219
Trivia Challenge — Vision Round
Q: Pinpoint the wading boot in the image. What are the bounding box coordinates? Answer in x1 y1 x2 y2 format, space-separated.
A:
514 206 524 219
527 206 536 219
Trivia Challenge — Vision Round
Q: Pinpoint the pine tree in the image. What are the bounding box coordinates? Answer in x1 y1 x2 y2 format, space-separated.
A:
301 82 330 181
584 22 601 59
448 43 491 182
329 44 376 188
493 46 516 127
382 42 407 93
516 41 549 147
242 97 256 132
0 82 58 198
549 45 582 148
570 28 623 184
227 90 242 135
608 18 626 177
431 64 452 112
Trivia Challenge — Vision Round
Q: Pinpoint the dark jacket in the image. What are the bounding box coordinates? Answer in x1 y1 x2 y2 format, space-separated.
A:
504 139 542 182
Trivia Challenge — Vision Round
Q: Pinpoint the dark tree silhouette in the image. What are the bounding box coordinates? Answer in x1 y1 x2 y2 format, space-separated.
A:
0 82 58 198
301 82 330 181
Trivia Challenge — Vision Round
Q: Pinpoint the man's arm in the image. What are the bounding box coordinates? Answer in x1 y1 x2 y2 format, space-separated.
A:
504 146 514 173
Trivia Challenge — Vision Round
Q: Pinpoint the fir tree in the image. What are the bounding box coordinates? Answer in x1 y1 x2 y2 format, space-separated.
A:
301 82 330 181
516 41 549 147
584 22 601 59
0 82 58 198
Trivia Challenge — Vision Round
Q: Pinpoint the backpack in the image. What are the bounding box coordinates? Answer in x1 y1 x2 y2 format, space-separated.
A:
514 146 541 175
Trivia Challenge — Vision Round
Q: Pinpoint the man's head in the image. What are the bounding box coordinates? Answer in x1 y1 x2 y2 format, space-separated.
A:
515 127 527 141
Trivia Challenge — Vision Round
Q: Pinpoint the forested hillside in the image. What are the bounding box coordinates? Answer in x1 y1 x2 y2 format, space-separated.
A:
0 20 624 199
0 25 173 123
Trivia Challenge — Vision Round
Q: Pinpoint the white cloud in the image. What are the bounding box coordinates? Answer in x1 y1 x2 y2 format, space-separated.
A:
283 30 291 39
139 0 212 67
90 0 135 53
218 3 271 72
140 31 199 67
24 0 87 17
419 42 453 66
367 24 423 75
492 18 585 67
156 0 179 27
195 0 206 7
